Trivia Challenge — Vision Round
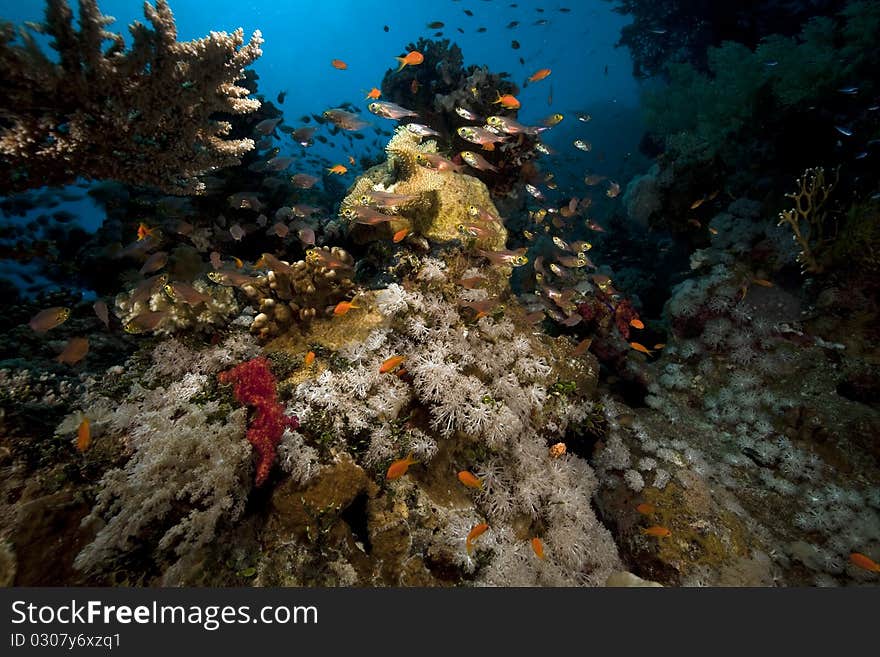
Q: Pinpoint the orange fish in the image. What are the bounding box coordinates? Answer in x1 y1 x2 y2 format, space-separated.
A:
466 522 489 554
687 218 701 228
392 228 410 243
849 552 880 573
379 355 406 374
395 50 424 72
137 222 157 241
365 87 381 100
331 59 348 70
752 278 774 287
527 68 551 84
708 227 719 235
386 453 417 480
642 526 671 538
531 537 545 559
457 471 483 489
493 92 521 109
572 337 592 356
629 342 654 355
56 337 89 365
76 417 91 452
334 300 358 316
690 198 705 210
28 306 70 333
629 318 645 330
232 256 244 269
348 155 356 165
653 343 666 349
304 351 316 367
327 164 348 175
636 503 656 515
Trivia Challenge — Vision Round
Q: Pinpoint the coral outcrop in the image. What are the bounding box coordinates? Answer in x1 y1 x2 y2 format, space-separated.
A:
245 246 356 340
0 0 263 194
340 127 507 250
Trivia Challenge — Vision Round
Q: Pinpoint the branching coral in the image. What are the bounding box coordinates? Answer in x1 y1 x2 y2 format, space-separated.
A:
0 0 263 194
219 357 299 487
777 167 839 274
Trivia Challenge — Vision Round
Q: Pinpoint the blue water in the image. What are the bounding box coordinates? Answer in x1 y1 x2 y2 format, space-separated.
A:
2 0 640 170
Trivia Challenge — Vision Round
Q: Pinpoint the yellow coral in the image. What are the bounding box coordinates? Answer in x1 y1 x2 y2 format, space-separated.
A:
777 166 839 274
341 127 507 250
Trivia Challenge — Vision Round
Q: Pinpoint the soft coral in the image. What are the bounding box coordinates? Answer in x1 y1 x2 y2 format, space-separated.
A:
219 357 298 486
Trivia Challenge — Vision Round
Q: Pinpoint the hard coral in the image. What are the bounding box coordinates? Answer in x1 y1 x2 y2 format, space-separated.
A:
341 127 507 249
0 0 262 194
219 357 298 486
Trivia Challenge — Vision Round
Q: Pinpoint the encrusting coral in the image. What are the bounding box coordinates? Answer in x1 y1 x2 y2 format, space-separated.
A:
0 0 263 195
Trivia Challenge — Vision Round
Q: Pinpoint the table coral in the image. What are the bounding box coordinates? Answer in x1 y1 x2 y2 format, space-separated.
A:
0 0 263 194
219 357 299 486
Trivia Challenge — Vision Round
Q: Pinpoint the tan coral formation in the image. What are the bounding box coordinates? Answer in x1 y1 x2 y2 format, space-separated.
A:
246 246 356 340
0 0 263 194
340 127 507 250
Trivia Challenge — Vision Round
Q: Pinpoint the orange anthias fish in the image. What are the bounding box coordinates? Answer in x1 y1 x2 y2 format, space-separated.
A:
29 306 70 333
137 222 157 241
531 537 545 559
629 318 645 330
395 50 424 72
331 59 348 70
629 342 654 355
527 68 551 84
572 337 592 356
849 552 880 573
392 227 410 243
365 87 381 100
636 503 656 515
642 526 672 538
348 155 356 165
327 164 348 175
334 300 358 316
386 453 417 480
457 471 483 489
304 351 316 367
752 278 774 287
466 522 489 554
493 92 521 109
379 355 406 374
76 417 91 452
56 337 89 365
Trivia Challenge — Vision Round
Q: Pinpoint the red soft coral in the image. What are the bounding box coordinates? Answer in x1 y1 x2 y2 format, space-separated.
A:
219 357 298 486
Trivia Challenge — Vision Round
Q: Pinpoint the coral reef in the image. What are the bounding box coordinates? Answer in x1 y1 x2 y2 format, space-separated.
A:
246 246 356 340
60 334 261 583
114 275 239 335
262 260 619 586
340 127 507 249
219 357 299 486
0 0 263 194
